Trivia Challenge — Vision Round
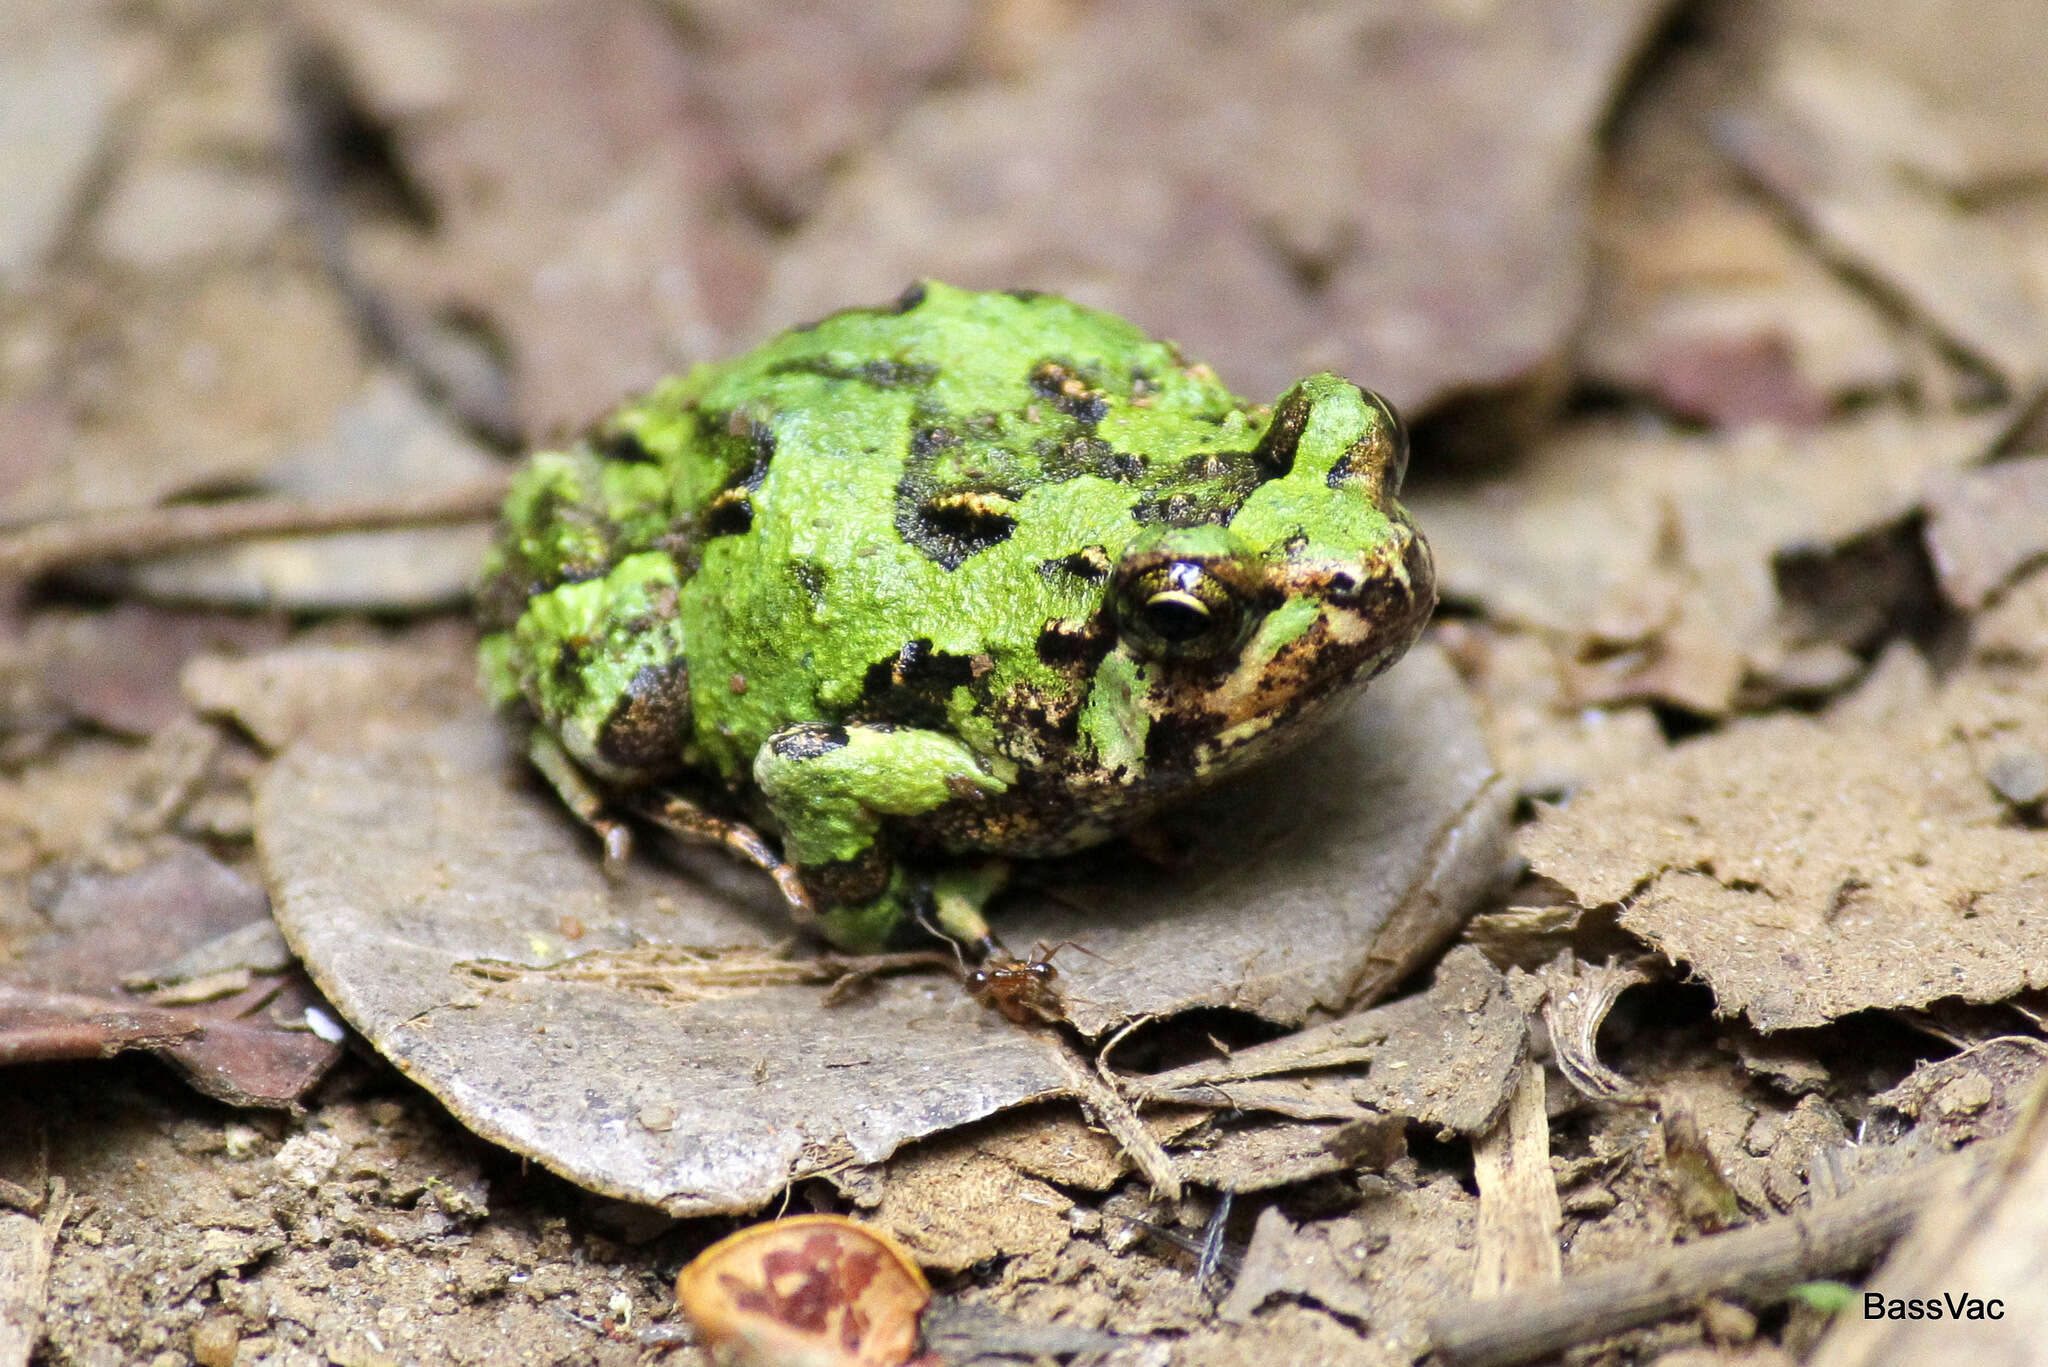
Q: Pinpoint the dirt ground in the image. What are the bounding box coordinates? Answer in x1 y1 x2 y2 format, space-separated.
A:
4 1 2048 1365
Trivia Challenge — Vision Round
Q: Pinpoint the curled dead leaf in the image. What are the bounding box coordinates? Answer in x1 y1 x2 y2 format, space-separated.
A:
675 1214 932 1367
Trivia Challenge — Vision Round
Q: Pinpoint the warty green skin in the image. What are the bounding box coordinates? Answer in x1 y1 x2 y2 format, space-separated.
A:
477 282 1436 952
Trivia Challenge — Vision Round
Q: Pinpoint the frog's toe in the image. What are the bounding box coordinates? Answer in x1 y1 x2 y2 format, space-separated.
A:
599 821 634 875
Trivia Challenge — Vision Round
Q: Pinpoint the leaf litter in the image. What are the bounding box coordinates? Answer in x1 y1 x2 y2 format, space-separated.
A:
9 0 2048 1362
1521 570 2048 1032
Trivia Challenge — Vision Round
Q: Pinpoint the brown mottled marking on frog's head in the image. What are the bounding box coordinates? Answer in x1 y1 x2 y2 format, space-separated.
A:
1034 615 1114 670
1325 392 1408 502
1039 545 1113 584
1034 370 1434 789
1159 529 1434 774
1250 383 1314 478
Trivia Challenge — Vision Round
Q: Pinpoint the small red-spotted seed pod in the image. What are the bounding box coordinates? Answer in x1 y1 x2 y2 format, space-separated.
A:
674 1214 932 1367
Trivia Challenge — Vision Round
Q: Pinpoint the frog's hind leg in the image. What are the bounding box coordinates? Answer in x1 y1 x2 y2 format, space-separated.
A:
632 790 818 926
928 860 1011 960
527 728 634 869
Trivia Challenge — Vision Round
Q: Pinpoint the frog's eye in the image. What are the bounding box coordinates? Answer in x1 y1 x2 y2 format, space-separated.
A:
1114 559 1251 661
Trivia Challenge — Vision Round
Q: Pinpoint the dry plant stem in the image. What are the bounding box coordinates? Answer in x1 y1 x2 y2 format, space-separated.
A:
1428 1144 1991 1367
459 946 953 995
0 1179 69 1367
1469 1059 1562 1299
1047 1031 1183 1204
0 478 511 580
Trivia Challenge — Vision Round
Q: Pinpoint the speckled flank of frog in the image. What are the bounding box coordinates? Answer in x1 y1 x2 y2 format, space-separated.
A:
478 282 1435 953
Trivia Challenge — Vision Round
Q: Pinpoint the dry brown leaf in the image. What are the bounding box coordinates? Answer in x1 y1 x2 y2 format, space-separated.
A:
759 0 1675 413
1719 41 2048 391
1522 571 2048 1030
1132 946 1534 1138
1414 410 2010 713
299 0 774 437
1924 452 2048 610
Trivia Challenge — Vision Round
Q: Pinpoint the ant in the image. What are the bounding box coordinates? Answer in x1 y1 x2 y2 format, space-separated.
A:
963 940 1090 1025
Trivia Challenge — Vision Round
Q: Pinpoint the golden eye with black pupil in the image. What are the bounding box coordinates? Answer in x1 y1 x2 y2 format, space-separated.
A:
1115 559 1250 661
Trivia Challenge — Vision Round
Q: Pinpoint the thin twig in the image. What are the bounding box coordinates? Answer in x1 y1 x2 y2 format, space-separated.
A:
0 1178 68 1367
1427 1144 1992 1367
1046 1031 1183 1203
0 478 510 581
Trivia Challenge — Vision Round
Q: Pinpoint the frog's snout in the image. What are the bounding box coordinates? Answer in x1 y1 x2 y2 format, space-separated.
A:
1312 522 1437 653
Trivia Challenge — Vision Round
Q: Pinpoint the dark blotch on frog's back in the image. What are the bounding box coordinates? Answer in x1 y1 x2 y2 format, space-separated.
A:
1040 435 1143 483
1027 359 1108 427
680 408 776 543
765 356 939 389
895 425 1021 570
700 487 753 537
857 638 987 728
692 410 776 489
596 659 692 774
768 723 849 761
1034 615 1114 669
597 428 659 464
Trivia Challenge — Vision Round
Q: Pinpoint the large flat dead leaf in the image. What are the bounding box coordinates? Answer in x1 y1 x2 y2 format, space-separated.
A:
255 643 1504 1212
299 0 777 437
1718 40 2048 391
757 0 1674 412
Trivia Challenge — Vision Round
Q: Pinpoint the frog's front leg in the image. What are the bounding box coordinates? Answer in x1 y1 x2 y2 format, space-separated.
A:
754 722 1011 953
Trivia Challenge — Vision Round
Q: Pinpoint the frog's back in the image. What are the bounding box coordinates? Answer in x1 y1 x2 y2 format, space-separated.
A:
592 283 1256 780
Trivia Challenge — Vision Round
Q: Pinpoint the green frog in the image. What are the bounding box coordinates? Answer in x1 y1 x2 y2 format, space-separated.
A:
477 283 1435 955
